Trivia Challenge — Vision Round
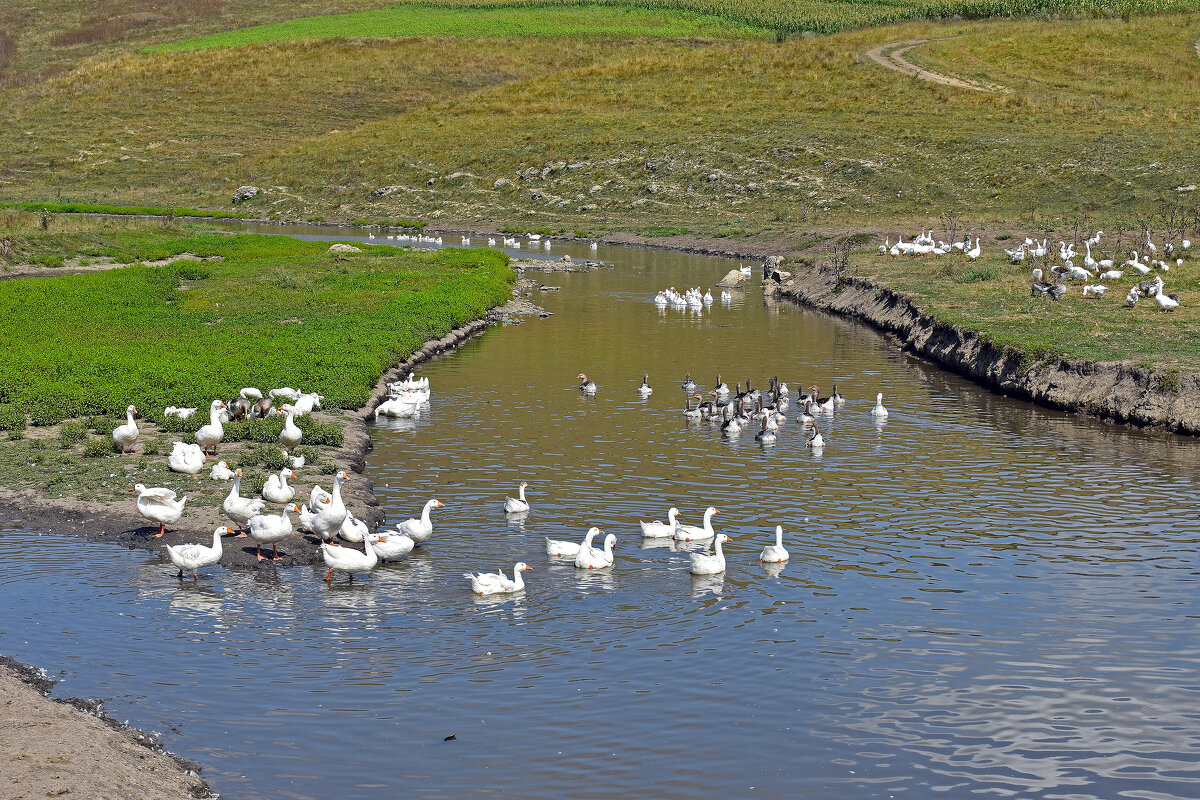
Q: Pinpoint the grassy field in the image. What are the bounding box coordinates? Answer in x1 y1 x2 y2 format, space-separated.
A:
840 236 1200 370
0 214 513 426
149 4 772 52
0 201 246 219
3 14 1197 237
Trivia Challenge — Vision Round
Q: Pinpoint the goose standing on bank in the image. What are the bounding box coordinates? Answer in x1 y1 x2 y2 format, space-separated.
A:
546 526 601 557
279 411 303 452
689 533 731 575
759 526 790 563
165 526 232 581
398 498 445 544
195 400 227 456
504 482 531 513
113 405 139 454
223 469 266 534
133 484 187 538
675 506 718 542
248 505 297 562
311 471 350 543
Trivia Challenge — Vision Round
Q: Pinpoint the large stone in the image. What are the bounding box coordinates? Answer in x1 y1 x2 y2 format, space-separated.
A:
232 185 259 204
328 243 361 254
493 178 512 189
716 270 747 288
370 185 400 198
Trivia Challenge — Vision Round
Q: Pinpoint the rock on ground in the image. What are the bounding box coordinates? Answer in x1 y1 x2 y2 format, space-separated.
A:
328 243 362 254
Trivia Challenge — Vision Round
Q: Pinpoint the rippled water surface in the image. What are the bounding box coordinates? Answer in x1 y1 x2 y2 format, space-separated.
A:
3 230 1200 799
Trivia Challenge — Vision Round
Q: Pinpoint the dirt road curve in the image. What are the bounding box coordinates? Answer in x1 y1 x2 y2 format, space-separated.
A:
866 39 991 92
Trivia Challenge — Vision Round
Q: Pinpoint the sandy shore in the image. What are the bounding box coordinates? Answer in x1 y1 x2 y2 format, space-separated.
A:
0 656 209 799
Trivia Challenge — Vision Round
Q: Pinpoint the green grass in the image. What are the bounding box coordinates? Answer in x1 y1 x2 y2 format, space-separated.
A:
147 3 773 52
0 202 247 219
0 219 514 424
844 237 1200 369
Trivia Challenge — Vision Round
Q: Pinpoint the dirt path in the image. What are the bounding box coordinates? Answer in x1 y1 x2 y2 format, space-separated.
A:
0 253 215 281
866 39 992 92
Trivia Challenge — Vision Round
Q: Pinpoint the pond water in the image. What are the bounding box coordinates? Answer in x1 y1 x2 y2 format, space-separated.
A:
3 230 1200 800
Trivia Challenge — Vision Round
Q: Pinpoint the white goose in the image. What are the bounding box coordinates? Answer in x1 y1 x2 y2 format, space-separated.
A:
675 506 718 542
870 393 888 417
368 528 414 562
133 484 187 538
247 506 296 561
465 562 532 596
279 411 303 452
165 526 231 580
320 533 379 582
340 511 369 543
195 400 227 456
504 482 531 513
209 460 235 480
310 471 350 543
545 526 601 557
689 533 731 575
223 469 266 534
168 441 206 474
574 533 617 570
759 526 790 563
262 467 296 504
112 405 139 454
639 507 680 538
398 498 444 544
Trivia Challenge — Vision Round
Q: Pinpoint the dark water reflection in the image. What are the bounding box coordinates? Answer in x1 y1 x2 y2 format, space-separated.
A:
2 231 1199 799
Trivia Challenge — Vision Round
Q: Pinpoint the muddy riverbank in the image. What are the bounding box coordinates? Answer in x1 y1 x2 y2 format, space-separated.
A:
770 262 1200 436
0 655 210 799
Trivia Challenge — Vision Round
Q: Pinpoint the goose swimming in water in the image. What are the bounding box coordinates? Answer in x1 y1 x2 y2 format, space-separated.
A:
504 482 531 513
806 423 825 448
689 533 731 575
683 393 703 418
870 393 888 417
578 373 597 394
759 526 789 563
546 526 601 557
681 373 696 392
675 506 718 542
640 507 680 538
465 563 532 596
574 533 617 570
637 374 653 397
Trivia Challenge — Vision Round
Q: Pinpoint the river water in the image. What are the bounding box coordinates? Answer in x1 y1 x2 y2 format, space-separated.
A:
3 229 1199 799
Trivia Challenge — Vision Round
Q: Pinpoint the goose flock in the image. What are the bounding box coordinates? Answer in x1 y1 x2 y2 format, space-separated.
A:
146 370 823 597
878 226 1190 310
644 372 887 449
366 230 599 253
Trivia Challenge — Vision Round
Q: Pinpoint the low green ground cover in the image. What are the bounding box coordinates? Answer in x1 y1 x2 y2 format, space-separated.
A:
148 3 773 52
0 202 247 219
0 219 513 426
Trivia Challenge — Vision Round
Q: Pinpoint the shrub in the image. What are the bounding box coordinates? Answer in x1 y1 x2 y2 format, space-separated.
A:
953 265 1000 283
298 417 344 447
58 421 88 448
142 439 162 456
242 443 290 471
0 405 26 431
82 437 113 458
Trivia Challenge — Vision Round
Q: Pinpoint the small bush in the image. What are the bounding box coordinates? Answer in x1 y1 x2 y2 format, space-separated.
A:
243 442 289 471
142 439 162 456
29 439 46 451
392 218 427 229
298 417 344 447
953 265 1000 283
1158 369 1181 394
82 437 113 458
0 405 26 431
58 421 88 447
